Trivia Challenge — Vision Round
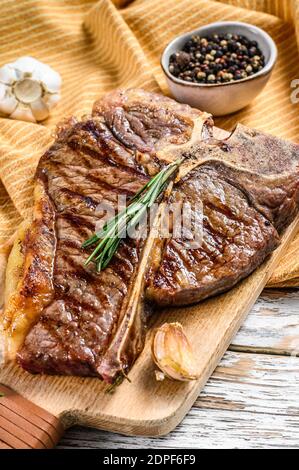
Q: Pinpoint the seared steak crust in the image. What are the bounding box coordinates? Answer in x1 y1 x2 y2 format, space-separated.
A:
18 118 149 377
1 89 298 382
146 164 280 306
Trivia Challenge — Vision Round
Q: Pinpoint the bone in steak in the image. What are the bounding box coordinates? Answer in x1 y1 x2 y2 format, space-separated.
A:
1 89 299 383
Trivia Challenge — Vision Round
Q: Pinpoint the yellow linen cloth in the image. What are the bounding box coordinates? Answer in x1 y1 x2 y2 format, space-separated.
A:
0 0 298 287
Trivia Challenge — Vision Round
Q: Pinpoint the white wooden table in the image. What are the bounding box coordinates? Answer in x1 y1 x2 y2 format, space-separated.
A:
58 288 299 449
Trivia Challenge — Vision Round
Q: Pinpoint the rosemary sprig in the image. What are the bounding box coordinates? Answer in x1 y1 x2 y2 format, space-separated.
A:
106 374 125 394
82 158 182 272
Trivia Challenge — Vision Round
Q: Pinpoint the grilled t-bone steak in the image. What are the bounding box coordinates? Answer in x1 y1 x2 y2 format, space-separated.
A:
1 89 299 383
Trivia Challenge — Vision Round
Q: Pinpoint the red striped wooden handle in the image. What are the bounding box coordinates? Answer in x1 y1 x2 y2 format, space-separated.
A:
0 384 64 449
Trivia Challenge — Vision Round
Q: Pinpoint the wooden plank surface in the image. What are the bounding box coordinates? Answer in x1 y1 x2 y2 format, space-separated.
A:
59 289 299 449
231 289 299 355
59 350 299 449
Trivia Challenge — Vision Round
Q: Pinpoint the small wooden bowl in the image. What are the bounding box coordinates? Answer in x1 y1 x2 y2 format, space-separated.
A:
161 21 277 116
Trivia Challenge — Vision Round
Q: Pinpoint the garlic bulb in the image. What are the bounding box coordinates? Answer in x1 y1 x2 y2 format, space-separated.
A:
0 57 61 122
152 322 199 382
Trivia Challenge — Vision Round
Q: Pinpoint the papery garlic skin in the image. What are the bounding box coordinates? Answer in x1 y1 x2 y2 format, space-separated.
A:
155 370 166 382
0 57 61 122
152 322 199 382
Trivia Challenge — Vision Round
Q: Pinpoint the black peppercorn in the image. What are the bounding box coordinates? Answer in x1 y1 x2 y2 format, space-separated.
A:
168 32 265 84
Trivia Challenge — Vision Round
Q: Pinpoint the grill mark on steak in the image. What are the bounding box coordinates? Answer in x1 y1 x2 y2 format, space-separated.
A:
59 212 95 232
85 173 136 197
59 292 102 317
57 188 99 210
21 239 138 377
55 252 95 283
53 176 123 209
73 143 151 179
203 199 241 222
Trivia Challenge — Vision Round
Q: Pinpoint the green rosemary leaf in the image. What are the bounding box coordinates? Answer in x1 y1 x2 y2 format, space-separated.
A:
105 374 124 394
82 158 182 271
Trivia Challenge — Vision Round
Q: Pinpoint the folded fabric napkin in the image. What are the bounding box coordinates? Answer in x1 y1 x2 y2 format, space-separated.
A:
0 0 298 287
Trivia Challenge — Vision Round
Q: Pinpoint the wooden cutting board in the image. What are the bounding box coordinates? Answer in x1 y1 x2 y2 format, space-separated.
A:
0 127 298 448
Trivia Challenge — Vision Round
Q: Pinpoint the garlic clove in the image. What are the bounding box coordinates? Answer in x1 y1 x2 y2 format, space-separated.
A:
0 90 18 115
30 97 49 121
12 56 40 77
152 322 199 382
10 103 36 123
0 65 17 85
0 83 7 101
43 92 61 109
39 66 61 93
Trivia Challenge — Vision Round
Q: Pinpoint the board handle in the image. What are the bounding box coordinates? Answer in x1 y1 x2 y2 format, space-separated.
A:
0 384 64 449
